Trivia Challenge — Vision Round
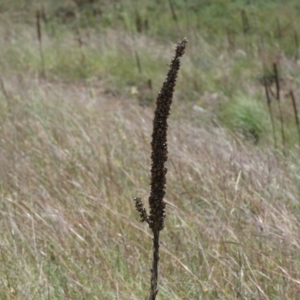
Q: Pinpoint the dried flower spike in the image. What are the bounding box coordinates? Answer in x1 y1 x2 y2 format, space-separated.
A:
148 38 187 232
134 38 187 300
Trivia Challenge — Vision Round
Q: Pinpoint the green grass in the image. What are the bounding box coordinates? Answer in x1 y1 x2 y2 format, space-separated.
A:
1 0 300 299
220 93 268 144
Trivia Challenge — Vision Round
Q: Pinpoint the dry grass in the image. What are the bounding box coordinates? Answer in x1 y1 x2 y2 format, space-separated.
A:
1 70 300 299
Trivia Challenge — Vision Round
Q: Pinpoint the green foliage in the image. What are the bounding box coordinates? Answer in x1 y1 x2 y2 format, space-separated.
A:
220 94 268 144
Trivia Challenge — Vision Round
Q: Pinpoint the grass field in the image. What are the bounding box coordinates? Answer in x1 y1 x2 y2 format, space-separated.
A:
1 0 300 299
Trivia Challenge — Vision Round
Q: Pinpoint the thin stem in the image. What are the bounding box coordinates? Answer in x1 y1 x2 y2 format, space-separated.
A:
263 77 277 149
293 29 299 61
273 63 286 156
290 90 300 147
36 10 46 78
149 230 160 300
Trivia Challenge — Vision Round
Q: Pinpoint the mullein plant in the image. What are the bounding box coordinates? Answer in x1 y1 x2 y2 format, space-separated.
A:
134 38 187 300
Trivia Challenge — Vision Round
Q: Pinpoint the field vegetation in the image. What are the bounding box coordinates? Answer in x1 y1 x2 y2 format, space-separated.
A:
1 0 300 299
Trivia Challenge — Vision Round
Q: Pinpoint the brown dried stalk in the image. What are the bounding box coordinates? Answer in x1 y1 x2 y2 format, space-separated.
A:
293 28 299 61
134 38 187 300
263 76 277 149
36 10 46 78
290 90 300 147
273 63 286 156
241 9 250 35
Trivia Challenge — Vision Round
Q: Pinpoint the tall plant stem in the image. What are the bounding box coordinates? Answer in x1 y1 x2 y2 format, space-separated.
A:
149 229 160 300
134 38 187 300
